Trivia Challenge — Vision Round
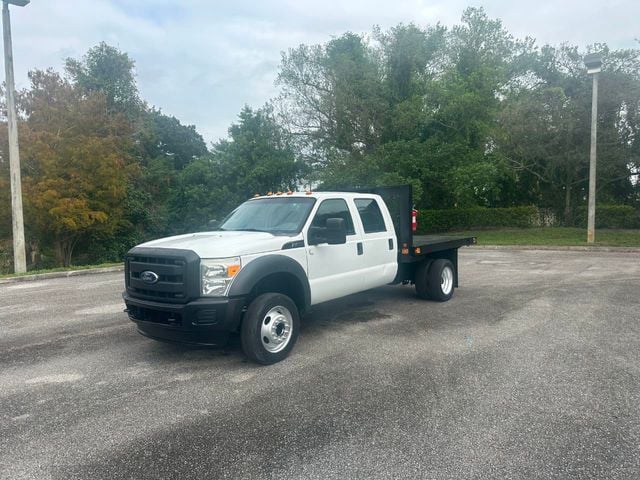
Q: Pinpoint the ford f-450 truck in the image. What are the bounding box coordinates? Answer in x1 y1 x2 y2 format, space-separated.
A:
123 185 475 364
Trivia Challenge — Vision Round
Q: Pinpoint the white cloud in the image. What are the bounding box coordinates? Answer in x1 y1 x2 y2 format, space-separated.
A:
5 0 639 143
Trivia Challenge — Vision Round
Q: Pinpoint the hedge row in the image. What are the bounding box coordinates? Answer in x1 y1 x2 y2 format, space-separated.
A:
571 205 640 229
417 205 640 233
417 206 539 233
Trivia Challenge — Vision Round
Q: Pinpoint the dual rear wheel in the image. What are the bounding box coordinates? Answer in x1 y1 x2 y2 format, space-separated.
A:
415 258 455 301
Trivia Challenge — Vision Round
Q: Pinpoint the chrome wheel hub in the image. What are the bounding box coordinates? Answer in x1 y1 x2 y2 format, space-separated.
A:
260 306 293 353
441 266 453 295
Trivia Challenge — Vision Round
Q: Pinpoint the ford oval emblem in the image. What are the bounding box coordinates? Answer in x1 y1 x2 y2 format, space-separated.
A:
140 270 159 285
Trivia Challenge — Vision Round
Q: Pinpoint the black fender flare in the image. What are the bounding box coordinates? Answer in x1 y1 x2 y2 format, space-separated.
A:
228 255 311 310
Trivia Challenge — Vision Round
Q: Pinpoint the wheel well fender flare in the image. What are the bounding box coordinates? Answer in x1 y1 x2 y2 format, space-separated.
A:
228 255 311 310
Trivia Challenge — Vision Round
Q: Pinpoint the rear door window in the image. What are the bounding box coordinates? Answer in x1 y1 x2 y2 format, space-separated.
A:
354 199 387 233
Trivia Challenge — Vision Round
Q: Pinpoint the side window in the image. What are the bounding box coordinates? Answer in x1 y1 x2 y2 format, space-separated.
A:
311 199 356 235
354 199 387 233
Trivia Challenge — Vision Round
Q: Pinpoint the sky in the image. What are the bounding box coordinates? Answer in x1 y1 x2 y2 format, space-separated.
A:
6 0 640 144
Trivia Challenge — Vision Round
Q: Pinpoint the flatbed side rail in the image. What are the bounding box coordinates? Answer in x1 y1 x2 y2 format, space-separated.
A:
400 235 477 263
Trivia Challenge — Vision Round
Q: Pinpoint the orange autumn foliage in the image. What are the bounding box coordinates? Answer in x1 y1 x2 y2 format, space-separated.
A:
0 69 134 266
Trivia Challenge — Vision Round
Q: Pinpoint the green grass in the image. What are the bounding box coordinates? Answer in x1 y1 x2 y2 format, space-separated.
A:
0 262 122 279
448 227 640 247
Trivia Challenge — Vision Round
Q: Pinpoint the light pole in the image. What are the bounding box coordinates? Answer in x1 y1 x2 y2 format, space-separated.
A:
584 53 602 244
2 0 29 273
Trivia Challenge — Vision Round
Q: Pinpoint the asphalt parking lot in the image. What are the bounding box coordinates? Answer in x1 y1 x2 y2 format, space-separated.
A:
1 248 639 479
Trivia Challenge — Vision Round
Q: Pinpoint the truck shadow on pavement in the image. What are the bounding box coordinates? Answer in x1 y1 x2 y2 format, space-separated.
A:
143 285 419 363
138 279 547 368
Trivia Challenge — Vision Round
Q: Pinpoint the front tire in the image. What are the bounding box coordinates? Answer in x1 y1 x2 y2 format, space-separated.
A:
241 293 300 365
415 259 455 302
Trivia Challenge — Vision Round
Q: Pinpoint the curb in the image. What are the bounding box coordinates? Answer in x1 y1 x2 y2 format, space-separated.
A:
1 244 638 283
0 265 124 284
468 245 640 253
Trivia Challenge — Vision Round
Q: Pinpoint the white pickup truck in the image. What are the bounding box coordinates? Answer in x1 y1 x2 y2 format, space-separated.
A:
123 185 475 364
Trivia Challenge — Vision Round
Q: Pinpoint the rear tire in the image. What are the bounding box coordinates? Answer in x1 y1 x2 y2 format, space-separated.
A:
415 259 455 302
241 293 300 365
414 260 432 299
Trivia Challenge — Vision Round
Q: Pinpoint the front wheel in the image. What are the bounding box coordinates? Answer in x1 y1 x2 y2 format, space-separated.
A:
415 258 455 302
241 293 300 364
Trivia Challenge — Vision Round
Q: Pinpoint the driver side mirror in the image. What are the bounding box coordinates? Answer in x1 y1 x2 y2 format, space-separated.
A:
325 217 347 245
307 217 347 245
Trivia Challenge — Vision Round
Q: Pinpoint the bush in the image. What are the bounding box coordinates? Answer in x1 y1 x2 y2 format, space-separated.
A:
572 205 640 229
0 239 12 274
417 206 539 233
418 204 640 233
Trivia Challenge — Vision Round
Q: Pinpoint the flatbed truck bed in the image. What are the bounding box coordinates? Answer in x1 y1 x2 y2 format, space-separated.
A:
406 235 476 258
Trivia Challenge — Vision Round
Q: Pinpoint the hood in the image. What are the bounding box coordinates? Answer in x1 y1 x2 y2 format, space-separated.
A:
137 231 294 258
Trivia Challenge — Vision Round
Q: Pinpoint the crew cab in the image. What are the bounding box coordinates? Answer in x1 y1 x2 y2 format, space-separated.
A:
123 185 475 364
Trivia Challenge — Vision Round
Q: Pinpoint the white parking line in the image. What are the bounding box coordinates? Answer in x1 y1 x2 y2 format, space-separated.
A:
5 282 51 290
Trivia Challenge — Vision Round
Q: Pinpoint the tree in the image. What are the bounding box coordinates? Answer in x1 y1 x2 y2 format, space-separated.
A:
64 43 210 251
278 29 434 198
419 8 529 207
498 44 640 221
138 108 208 170
277 9 525 208
278 32 388 158
169 106 304 232
65 42 141 116
168 155 224 232
376 23 445 105
7 69 132 266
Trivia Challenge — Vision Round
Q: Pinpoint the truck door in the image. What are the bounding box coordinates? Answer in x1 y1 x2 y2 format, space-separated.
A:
305 198 364 305
354 198 398 290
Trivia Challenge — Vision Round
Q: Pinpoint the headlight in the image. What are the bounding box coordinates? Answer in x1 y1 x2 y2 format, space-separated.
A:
200 257 241 296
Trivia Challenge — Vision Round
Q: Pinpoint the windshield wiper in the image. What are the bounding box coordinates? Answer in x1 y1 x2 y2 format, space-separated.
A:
224 228 268 233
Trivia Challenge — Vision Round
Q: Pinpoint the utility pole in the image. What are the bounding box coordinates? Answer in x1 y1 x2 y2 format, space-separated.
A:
584 53 602 244
2 0 29 273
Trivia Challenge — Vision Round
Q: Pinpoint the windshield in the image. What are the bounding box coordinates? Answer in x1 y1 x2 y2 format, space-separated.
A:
220 197 316 235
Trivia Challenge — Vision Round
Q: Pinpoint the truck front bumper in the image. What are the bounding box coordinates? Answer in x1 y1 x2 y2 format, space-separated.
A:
122 293 246 346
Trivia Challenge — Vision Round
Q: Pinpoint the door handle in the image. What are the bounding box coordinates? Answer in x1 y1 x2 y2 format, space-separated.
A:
357 242 363 255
